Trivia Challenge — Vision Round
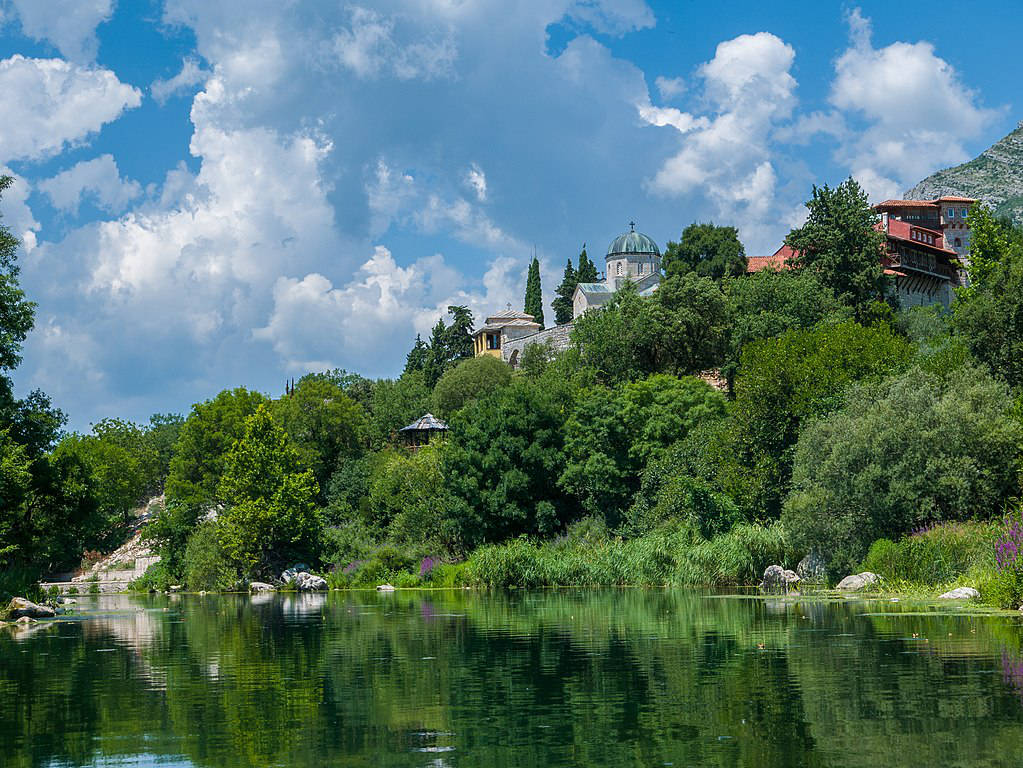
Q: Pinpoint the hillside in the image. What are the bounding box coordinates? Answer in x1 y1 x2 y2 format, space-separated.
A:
906 121 1023 225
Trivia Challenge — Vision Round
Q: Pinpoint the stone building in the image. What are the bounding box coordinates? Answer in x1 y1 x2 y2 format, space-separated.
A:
572 222 662 318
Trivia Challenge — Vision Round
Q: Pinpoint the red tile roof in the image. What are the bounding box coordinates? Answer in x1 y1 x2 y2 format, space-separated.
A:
882 218 956 254
935 195 976 203
875 199 939 209
746 244 796 272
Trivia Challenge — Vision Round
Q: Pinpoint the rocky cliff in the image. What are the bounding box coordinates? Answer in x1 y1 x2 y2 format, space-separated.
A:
906 121 1023 225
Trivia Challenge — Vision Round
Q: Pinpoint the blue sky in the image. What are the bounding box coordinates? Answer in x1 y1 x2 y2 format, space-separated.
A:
0 0 1019 430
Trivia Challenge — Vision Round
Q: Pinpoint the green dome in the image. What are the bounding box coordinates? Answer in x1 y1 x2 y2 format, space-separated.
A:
606 224 660 259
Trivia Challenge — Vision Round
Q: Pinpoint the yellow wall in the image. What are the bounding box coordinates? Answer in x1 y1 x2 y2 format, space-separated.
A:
473 332 503 358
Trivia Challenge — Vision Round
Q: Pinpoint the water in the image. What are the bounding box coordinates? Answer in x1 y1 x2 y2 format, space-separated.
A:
2 589 1022 767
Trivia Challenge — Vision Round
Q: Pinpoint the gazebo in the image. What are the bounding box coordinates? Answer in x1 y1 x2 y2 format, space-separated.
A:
398 413 449 449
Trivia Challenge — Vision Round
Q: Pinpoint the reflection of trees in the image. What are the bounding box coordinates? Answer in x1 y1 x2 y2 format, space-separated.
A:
1 592 1023 768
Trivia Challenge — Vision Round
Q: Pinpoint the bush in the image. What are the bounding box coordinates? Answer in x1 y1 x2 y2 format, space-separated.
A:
982 509 1023 609
431 355 512 418
861 522 999 585
327 544 420 588
182 523 238 591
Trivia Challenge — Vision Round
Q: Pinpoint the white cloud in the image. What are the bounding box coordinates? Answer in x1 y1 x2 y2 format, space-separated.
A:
415 193 524 254
465 163 487 202
151 57 207 104
654 75 685 100
637 103 706 133
565 0 655 35
0 168 40 254
829 8 999 198
646 32 798 252
9 0 113 62
331 6 457 81
38 155 141 215
0 56 141 161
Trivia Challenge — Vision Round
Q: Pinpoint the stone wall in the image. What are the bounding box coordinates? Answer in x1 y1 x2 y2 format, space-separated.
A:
502 323 574 367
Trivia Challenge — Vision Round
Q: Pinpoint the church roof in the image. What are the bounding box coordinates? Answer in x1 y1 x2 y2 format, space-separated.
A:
575 282 614 294
607 222 660 260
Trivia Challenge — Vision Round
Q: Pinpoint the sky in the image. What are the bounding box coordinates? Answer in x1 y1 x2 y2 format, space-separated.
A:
0 0 1019 430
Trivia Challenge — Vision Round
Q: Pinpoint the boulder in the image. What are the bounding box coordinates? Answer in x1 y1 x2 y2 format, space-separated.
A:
15 616 36 625
938 587 979 600
249 581 275 593
282 570 327 591
168 585 183 593
796 551 827 582
5 598 56 620
761 565 801 591
376 584 396 592
836 572 879 591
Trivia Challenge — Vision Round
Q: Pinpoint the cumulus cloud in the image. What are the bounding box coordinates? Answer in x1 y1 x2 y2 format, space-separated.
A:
151 57 208 104
565 0 655 35
654 75 685 100
38 155 141 215
829 8 999 199
331 6 457 80
8 0 113 62
0 168 40 254
465 163 487 202
646 32 798 251
0 56 141 161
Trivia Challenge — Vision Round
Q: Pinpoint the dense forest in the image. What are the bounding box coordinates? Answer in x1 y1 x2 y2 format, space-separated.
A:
3 177 1023 606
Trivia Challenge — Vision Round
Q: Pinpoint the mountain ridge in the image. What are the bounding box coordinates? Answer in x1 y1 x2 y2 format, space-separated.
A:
906 121 1023 226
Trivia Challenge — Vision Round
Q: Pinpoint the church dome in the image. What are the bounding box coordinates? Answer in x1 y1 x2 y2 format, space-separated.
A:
606 223 660 260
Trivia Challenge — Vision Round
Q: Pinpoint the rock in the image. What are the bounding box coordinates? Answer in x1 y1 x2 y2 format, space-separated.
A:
761 565 801 591
57 597 76 605
282 569 327 591
796 551 827 582
836 572 880 591
376 584 396 592
15 616 35 625
5 597 56 620
938 587 979 600
249 581 275 593
168 585 183 593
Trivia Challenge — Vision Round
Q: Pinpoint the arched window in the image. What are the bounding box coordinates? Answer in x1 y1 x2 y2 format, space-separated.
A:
616 262 622 275
954 238 962 247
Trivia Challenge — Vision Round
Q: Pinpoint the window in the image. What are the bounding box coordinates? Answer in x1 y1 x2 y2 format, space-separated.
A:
961 208 968 218
616 262 622 275
487 333 500 350
948 208 956 218
954 238 962 247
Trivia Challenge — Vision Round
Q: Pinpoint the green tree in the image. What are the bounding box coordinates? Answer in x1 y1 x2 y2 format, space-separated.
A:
723 269 850 385
951 205 1023 389
217 405 320 575
730 321 912 517
443 305 475 361
431 355 512 418
146 413 184 486
271 372 368 492
551 258 578 325
423 318 448 387
443 379 576 547
783 365 1022 577
404 333 429 375
365 444 454 549
576 244 598 283
367 371 433 448
663 222 747 280
784 178 887 315
524 256 544 328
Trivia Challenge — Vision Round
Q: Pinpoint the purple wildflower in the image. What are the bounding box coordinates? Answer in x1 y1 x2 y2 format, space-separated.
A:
342 559 366 575
420 556 439 578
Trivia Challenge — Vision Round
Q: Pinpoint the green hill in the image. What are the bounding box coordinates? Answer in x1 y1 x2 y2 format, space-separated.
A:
906 121 1023 225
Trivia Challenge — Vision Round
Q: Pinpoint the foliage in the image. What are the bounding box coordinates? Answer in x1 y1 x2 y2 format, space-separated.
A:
576 244 598 282
731 321 912 517
271 372 368 492
985 508 1023 609
783 365 1022 577
403 333 429 375
572 274 728 385
524 255 544 328
663 222 747 280
784 177 887 315
365 444 455 549
551 258 577 325
423 306 476 386
442 378 577 548
368 371 432 448
216 405 321 576
182 521 238 591
723 269 850 385
951 206 1023 389
861 521 1000 585
146 413 184 483
431 355 512 418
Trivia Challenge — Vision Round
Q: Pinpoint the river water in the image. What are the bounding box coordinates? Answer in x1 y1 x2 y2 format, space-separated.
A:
2 589 1022 767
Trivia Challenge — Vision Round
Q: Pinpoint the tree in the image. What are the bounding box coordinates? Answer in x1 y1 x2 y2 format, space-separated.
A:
442 379 577 547
524 256 544 328
551 258 577 325
951 205 1023 389
730 321 912 518
367 371 433 448
576 244 598 283
431 355 512 418
146 413 184 486
723 269 850 385
663 222 747 280
404 333 429 375
217 405 320 575
271 373 368 493
422 318 448 387
422 306 476 387
783 365 1022 577
784 178 887 315
364 444 454 549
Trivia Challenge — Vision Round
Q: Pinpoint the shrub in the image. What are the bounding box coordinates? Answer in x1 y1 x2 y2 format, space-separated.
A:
982 509 1023 609
431 355 512 418
861 522 1000 584
182 522 238 591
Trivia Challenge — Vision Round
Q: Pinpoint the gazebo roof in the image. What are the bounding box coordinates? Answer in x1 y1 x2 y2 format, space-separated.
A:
399 413 449 432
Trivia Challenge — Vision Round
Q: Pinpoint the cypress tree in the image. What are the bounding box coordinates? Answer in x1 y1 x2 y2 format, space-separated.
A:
524 256 544 329
403 333 429 375
423 318 448 387
551 258 577 325
576 244 598 283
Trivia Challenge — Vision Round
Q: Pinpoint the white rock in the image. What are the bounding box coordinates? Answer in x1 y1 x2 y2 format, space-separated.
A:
761 565 800 591
6 597 56 619
249 581 275 593
835 572 880 591
796 551 827 582
937 587 979 600
376 584 396 592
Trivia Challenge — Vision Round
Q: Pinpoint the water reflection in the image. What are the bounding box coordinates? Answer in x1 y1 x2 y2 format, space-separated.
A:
2 590 1022 768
